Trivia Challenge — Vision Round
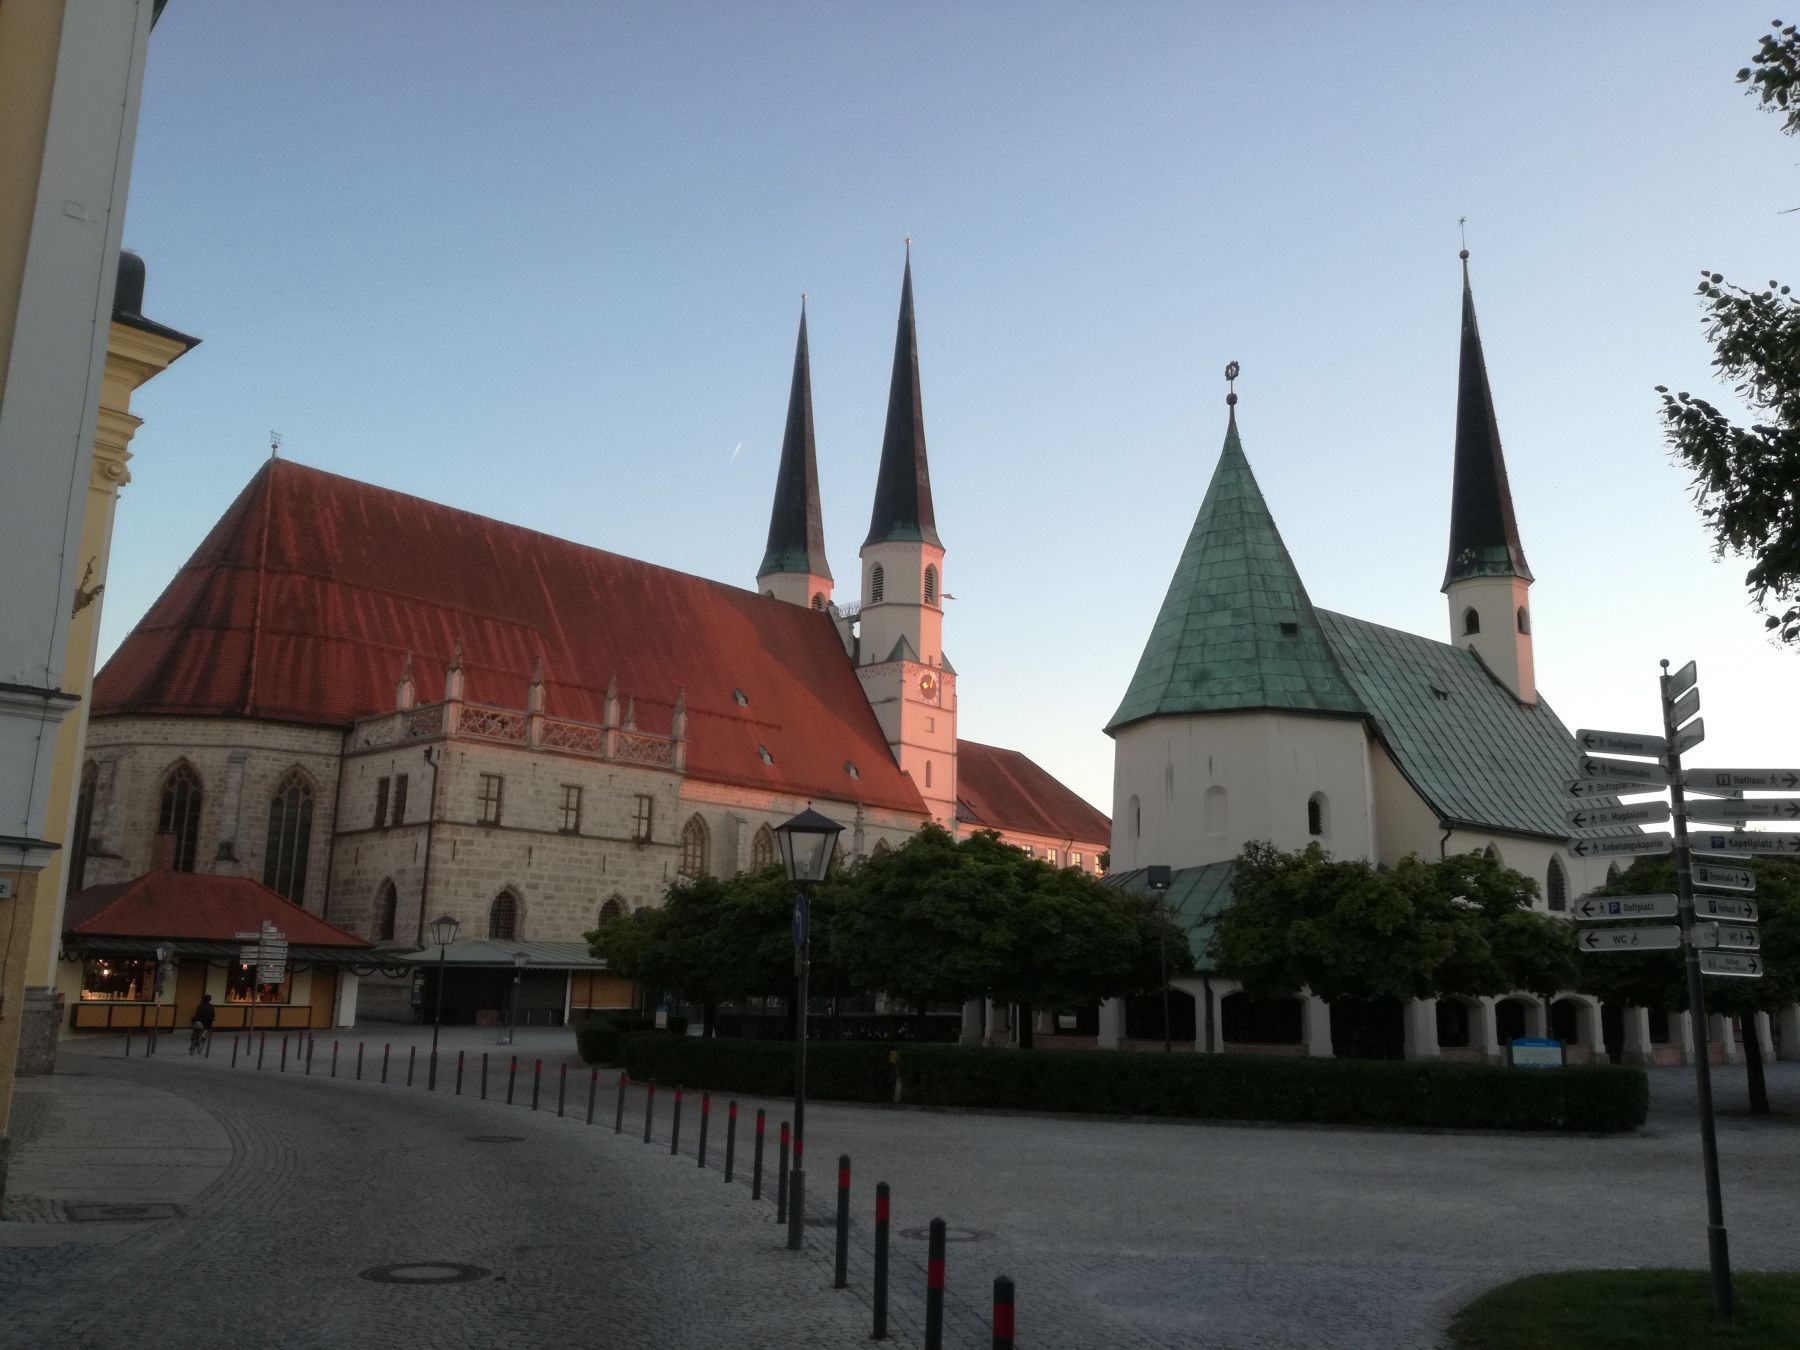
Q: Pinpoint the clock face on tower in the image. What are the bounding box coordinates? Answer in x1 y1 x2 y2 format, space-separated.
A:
918 671 939 703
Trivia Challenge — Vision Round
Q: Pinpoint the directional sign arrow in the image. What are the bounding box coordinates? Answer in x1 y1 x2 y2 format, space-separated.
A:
1686 768 1800 792
1695 895 1759 923
1690 831 1800 857
1686 797 1800 824
1564 801 1672 830
1699 951 1762 978
1578 756 1671 786
1565 778 1668 798
1668 659 1698 698
1574 894 1678 921
1568 834 1673 859
1673 718 1705 756
1576 728 1667 757
1691 922 1761 952
1693 862 1755 893
1670 686 1701 728
1581 926 1682 953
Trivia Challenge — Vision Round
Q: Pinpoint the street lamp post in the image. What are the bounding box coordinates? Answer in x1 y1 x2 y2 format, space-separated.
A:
428 913 460 1089
508 950 528 1045
1146 865 1173 1053
773 806 843 1253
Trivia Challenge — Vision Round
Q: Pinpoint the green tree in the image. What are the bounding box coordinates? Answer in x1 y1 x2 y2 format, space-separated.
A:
1656 20 1800 647
1580 856 1800 1115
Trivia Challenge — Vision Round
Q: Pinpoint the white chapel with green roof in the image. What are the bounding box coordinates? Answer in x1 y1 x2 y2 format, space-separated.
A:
1101 256 1766 1068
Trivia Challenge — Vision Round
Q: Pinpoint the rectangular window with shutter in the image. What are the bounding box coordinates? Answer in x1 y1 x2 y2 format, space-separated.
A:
391 774 409 827
373 777 389 829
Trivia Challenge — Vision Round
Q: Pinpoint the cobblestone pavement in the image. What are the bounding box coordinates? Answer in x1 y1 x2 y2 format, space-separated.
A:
15 1033 1800 1349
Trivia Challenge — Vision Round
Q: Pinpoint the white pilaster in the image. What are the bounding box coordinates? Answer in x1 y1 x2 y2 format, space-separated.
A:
1709 1013 1741 1065
1476 996 1503 1064
1096 997 1123 1050
1403 998 1441 1061
1619 1005 1655 1066
959 998 983 1046
1303 991 1334 1059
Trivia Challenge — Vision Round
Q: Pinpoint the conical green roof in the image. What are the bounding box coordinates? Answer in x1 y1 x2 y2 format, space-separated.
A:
1106 413 1364 733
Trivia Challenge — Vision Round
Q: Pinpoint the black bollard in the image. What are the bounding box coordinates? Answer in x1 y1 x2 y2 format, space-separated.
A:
643 1080 656 1143
506 1055 517 1106
480 1052 489 1101
331 1041 339 1078
125 1031 133 1058
356 1042 365 1081
992 1275 1015 1350
279 1037 288 1073
924 1218 946 1350
455 1050 464 1095
257 1032 267 1071
752 1108 766 1200
532 1059 542 1112
406 1045 416 1087
557 1063 567 1118
834 1155 851 1288
381 1043 390 1084
229 1034 237 1068
873 1182 891 1340
697 1092 710 1169
724 1100 737 1183
670 1085 683 1156
776 1121 790 1225
614 1072 627 1134
204 1029 213 1059
586 1068 598 1125
308 1036 316 1070
428 1049 437 1092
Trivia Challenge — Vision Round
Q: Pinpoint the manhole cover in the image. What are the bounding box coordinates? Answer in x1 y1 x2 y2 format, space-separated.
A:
360 1262 490 1285
899 1225 991 1243
465 1135 525 1144
66 1202 183 1222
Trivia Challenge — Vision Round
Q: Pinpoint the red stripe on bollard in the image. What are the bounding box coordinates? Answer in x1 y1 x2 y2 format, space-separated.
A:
992 1275 1016 1349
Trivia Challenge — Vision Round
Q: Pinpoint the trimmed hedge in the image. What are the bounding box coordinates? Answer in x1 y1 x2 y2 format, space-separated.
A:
574 1016 660 1065
615 1034 1648 1132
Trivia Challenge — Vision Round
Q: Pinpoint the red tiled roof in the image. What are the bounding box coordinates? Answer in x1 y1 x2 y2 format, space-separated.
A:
93 460 927 813
955 739 1111 846
65 871 370 946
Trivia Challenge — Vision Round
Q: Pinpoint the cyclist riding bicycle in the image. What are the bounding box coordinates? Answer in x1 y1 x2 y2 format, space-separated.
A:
189 992 216 1053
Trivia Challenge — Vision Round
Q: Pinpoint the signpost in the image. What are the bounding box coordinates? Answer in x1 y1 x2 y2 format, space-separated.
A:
1577 755 1671 786
1685 797 1800 824
1565 777 1668 798
1573 894 1678 921
1579 926 1681 953
1675 719 1705 756
1695 895 1758 924
1567 834 1672 860
1693 862 1755 892
1669 659 1697 696
1575 728 1666 757
1685 768 1800 793
1690 832 1800 857
1698 951 1764 978
1564 801 1671 830
1690 922 1760 952
1671 686 1701 728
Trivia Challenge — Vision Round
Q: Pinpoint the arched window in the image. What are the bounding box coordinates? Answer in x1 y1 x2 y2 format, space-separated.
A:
1545 857 1568 912
1606 863 1621 884
70 761 98 892
263 770 315 903
1129 794 1141 838
811 592 826 611
750 824 776 870
1203 785 1227 834
871 839 892 858
1516 606 1530 634
1462 608 1481 636
488 890 520 940
1483 843 1501 863
599 895 626 923
679 814 709 878
870 564 885 604
157 762 203 872
375 880 398 941
1307 792 1329 838
923 564 938 604
924 760 932 788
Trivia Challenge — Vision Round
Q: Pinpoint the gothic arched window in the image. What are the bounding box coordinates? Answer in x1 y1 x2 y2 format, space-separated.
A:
811 592 826 611
679 815 709 878
1517 606 1531 634
70 761 98 892
1546 858 1568 912
1307 792 1329 838
489 890 520 940
750 824 776 870
1463 608 1481 636
376 880 398 941
157 762 203 872
924 564 938 604
870 565 885 605
599 895 626 923
263 770 315 903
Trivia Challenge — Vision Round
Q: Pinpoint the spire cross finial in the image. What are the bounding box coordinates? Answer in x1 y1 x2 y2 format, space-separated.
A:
1458 216 1469 262
1224 360 1240 408
270 430 282 459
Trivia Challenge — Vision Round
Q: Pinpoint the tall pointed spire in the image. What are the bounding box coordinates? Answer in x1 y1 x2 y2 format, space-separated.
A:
865 242 940 548
1442 251 1532 590
1107 378 1361 733
758 298 832 581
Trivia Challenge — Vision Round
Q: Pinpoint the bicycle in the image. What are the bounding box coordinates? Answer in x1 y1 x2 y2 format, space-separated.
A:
189 1021 211 1055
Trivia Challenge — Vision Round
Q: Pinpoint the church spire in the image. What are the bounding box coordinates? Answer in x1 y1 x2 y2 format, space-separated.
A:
864 243 940 548
1442 250 1532 591
758 298 831 583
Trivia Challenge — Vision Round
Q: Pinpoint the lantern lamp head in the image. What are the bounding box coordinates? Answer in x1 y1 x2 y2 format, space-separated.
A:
773 806 843 884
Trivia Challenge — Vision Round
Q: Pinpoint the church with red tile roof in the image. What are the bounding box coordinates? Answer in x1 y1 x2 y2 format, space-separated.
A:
74 254 1108 1020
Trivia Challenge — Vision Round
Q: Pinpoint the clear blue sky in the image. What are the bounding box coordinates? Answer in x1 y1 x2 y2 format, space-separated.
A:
109 2 1799 815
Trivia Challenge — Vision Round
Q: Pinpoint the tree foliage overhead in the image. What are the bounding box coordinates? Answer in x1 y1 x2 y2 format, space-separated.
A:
1656 20 1800 647
1211 843 1576 1004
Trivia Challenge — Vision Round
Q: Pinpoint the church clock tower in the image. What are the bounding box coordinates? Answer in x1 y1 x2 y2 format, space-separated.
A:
857 247 957 827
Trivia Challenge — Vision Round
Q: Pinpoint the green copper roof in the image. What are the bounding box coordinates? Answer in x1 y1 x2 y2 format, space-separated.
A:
1107 414 1363 733
1316 610 1631 842
1107 862 1235 969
